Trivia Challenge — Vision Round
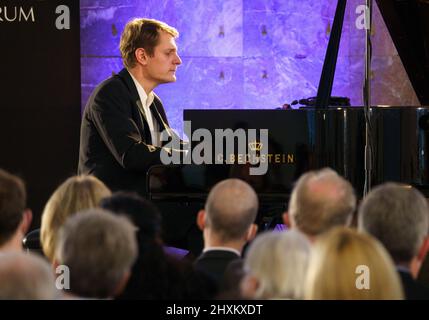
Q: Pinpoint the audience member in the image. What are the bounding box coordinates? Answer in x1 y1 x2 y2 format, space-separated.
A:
194 179 258 287
417 252 429 289
40 175 111 262
284 168 356 241
0 169 32 252
100 192 216 299
55 209 137 299
304 227 403 300
240 230 311 299
217 259 245 299
100 192 162 247
358 183 429 299
0 251 56 299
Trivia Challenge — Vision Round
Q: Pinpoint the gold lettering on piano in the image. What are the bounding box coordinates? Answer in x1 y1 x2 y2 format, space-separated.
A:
220 153 294 164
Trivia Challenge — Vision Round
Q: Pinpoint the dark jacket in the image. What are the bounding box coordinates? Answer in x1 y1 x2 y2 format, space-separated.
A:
194 249 241 287
398 269 429 300
78 68 171 195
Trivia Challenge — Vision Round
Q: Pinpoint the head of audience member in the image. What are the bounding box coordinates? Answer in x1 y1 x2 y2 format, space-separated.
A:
120 18 182 92
100 192 216 299
358 183 429 278
99 191 162 249
197 179 258 252
304 227 404 300
55 209 137 299
40 175 111 262
240 230 311 300
284 168 356 241
0 169 32 251
0 251 56 299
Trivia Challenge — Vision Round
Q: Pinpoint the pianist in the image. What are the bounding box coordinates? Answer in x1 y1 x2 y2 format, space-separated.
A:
78 18 182 196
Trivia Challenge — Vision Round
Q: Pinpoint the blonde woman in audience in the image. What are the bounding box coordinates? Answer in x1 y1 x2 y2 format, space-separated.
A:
240 230 311 299
304 227 404 300
40 175 111 262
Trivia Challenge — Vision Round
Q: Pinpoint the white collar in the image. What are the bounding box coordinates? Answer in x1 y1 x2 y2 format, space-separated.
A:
128 71 154 108
127 70 160 146
203 247 241 256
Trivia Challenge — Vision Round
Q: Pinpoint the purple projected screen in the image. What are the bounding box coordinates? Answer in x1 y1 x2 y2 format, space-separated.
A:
80 0 418 135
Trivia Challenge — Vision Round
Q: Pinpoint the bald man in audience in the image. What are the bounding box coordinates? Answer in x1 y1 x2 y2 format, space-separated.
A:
0 251 56 299
358 183 429 300
283 168 356 242
0 169 32 252
194 179 258 286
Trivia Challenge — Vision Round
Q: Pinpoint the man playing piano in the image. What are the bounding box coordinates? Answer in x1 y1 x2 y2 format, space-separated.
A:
78 19 202 254
78 18 182 196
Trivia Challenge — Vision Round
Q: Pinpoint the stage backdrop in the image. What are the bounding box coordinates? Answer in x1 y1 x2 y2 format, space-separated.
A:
80 0 419 137
0 1 81 226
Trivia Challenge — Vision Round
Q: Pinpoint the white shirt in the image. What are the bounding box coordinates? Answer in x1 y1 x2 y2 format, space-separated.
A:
202 246 241 257
129 71 161 147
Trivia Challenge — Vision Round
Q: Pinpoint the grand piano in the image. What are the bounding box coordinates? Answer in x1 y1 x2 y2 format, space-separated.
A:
148 0 429 224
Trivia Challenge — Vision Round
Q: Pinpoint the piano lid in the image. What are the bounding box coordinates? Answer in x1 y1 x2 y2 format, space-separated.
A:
376 0 429 105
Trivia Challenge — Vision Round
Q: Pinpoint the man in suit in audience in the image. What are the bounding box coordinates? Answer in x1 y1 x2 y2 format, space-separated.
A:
194 179 258 287
358 183 429 300
283 167 356 242
0 169 32 252
55 209 138 299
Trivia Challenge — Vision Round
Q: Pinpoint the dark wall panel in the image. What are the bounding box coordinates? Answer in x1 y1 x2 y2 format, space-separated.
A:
0 1 81 227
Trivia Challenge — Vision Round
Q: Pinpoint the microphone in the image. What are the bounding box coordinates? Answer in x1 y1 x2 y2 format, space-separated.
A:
289 96 350 107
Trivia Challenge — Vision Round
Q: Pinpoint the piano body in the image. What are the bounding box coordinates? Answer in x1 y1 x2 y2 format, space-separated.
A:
148 0 429 211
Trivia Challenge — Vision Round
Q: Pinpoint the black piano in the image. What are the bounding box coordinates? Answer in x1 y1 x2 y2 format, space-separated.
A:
148 0 429 218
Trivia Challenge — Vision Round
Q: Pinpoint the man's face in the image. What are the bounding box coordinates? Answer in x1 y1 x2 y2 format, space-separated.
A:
145 31 182 85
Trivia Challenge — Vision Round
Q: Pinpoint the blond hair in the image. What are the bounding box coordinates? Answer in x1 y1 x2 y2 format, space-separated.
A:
120 18 179 69
305 227 404 300
40 175 111 262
